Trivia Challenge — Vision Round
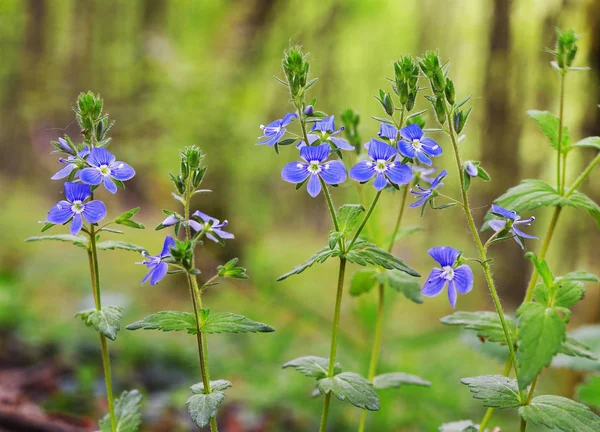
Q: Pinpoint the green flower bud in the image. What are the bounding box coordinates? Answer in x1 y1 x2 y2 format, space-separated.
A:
444 78 455 105
435 97 446 124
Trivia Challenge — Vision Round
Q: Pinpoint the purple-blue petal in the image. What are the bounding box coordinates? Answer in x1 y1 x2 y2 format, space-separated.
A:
110 161 135 181
281 113 298 127
51 163 76 180
319 160 346 185
409 190 431 208
400 123 424 141
416 151 432 166
64 182 92 202
512 225 538 240
312 115 335 133
329 136 355 151
453 265 474 294
213 228 234 240
491 204 518 220
47 200 74 224
300 143 330 163
57 137 74 154
378 123 399 141
103 176 118 194
150 262 169 286
420 137 442 156
431 170 448 188
79 168 103 185
162 214 180 227
488 219 507 232
447 280 458 308
296 134 319 148
367 139 396 161
281 162 310 184
160 235 176 257
82 200 107 224
466 162 478 177
397 139 417 158
373 173 388 190
428 246 461 267
70 214 83 236
349 160 376 183
422 268 446 296
386 162 412 185
193 210 219 225
306 174 322 197
87 147 116 167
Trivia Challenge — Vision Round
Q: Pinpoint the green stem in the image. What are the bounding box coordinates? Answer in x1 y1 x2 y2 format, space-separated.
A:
520 417 527 432
479 359 513 431
88 223 116 432
319 258 347 432
557 72 566 193
566 153 600 196
388 184 410 251
320 177 341 233
348 190 383 250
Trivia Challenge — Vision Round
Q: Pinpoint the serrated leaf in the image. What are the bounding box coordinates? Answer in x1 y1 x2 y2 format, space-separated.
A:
201 312 274 334
98 389 143 432
519 395 600 432
25 234 88 248
440 311 516 345
337 204 365 235
76 306 123 341
317 372 379 410
277 246 336 281
349 268 379 297
372 372 431 390
282 356 341 379
558 337 597 360
96 241 147 253
460 375 521 408
186 392 225 428
491 179 569 213
190 379 232 395
345 240 420 277
553 279 586 308
553 325 600 371
570 136 600 152
438 420 480 432
516 302 566 389
577 375 600 408
126 311 197 334
384 270 423 304
568 191 600 228
527 110 569 151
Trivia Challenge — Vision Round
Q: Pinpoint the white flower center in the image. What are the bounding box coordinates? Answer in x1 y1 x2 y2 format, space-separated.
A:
308 161 321 174
71 200 85 214
98 164 112 176
440 265 455 281
374 159 388 173
412 139 422 151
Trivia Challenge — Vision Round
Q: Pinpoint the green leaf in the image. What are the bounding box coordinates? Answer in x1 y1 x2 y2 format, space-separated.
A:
76 306 123 341
115 207 145 229
568 191 600 228
126 311 197 334
201 311 274 334
527 110 569 151
554 279 586 308
96 241 147 253
190 379 232 394
345 240 420 277
115 219 145 230
282 356 341 379
186 381 229 428
553 325 600 371
491 180 569 215
570 136 600 152
337 204 365 235
559 337 597 360
577 375 600 408
524 252 554 289
519 395 600 432
25 234 88 248
460 375 521 408
277 246 336 281
384 270 423 304
440 311 516 345
388 225 424 244
438 420 479 432
349 268 379 297
317 372 380 411
372 372 431 390
559 271 599 282
516 302 566 389
217 258 248 279
99 390 142 432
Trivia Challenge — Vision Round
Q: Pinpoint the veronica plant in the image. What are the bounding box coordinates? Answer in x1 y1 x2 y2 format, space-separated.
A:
262 46 423 431
417 30 600 432
126 147 274 431
27 92 145 432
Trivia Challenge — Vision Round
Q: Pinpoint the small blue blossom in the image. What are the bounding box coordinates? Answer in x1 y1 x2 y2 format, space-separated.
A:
57 137 74 154
410 169 448 208
282 143 347 197
349 139 412 190
190 211 234 243
465 161 478 177
79 148 135 194
488 204 537 249
378 123 399 143
423 246 473 308
308 115 354 151
139 235 175 286
398 124 442 166
258 113 298 147
412 165 438 184
161 214 181 227
51 146 90 180
46 182 106 235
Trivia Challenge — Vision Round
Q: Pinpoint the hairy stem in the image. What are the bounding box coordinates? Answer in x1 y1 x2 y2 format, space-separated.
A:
558 73 566 192
348 190 382 250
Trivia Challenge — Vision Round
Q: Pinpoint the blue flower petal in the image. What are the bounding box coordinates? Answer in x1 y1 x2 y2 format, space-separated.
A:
367 139 397 161
51 163 76 180
213 228 235 240
104 176 118 194
465 161 478 177
296 134 319 148
312 115 335 133
453 265 474 294
400 124 424 141
349 160 376 183
447 281 458 308
409 192 430 208
488 219 507 232
422 268 446 296
300 143 330 163
397 139 417 158
306 174 322 197
65 182 92 202
57 137 74 154
421 137 442 156
386 162 412 185
110 161 135 181
193 210 219 225
70 214 83 236
428 246 461 267
47 200 74 224
160 235 176 257
150 262 169 286
416 151 432 166
373 172 388 190
378 123 398 141
491 204 517 220
87 147 116 167
281 162 310 184
281 113 298 127
79 168 103 185
82 200 107 224
320 160 346 185
512 225 538 240
329 137 355 151
430 169 448 188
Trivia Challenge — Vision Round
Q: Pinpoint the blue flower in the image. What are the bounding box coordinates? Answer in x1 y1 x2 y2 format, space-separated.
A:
349 139 412 190
57 137 74 154
79 148 136 194
51 146 90 180
190 211 234 243
488 204 537 249
410 169 447 208
139 235 175 286
423 246 473 308
46 182 106 235
258 113 298 147
296 133 319 149
309 115 354 151
412 165 438 184
378 123 399 143
465 161 478 177
282 143 347 197
398 124 442 165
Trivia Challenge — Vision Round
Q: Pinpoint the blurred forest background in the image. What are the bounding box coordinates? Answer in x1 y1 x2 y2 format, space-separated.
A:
0 0 599 431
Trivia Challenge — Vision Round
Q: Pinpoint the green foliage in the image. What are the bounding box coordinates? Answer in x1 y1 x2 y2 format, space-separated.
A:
460 375 521 408
559 336 597 360
336 204 365 235
25 234 88 248
570 136 600 152
384 270 423 303
277 246 336 281
96 241 147 253
372 372 431 390
201 311 274 334
76 306 123 341
553 325 600 371
115 207 145 230
283 356 341 379
527 110 569 151
519 395 600 432
186 380 231 428
349 268 379 296
98 390 143 432
577 376 600 408
316 372 379 411
126 311 197 334
516 302 566 389
217 258 248 279
440 311 516 345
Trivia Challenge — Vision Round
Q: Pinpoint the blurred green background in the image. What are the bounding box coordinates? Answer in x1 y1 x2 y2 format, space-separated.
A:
1 0 599 431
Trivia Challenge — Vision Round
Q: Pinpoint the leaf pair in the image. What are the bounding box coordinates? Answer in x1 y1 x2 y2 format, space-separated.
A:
186 380 232 428
349 268 423 303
